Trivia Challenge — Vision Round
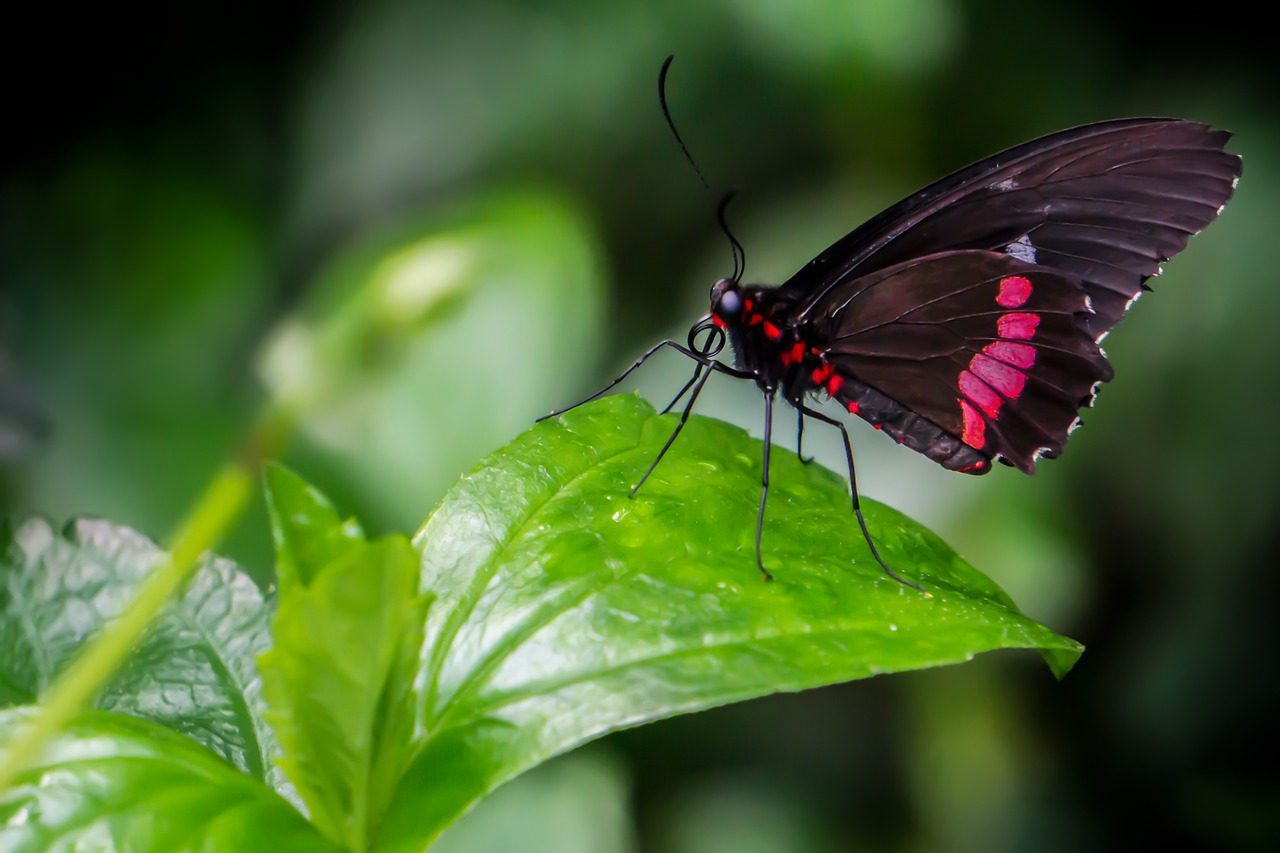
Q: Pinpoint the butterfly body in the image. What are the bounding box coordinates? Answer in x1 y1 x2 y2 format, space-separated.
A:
709 278 996 474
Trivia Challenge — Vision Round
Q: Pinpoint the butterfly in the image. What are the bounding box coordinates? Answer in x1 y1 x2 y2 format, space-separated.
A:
544 112 1241 589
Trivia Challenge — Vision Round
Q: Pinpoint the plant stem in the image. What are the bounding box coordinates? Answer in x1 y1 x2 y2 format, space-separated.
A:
0 407 294 791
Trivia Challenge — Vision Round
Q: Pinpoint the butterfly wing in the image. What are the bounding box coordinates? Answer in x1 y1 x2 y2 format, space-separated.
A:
811 250 1112 474
784 119 1241 339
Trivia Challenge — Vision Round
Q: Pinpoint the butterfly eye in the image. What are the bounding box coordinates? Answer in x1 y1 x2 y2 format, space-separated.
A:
717 288 742 317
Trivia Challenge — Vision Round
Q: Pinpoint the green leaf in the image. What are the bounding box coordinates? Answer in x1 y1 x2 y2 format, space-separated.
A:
263 462 366 593
258 531 424 850
0 708 341 853
0 516 284 794
373 395 1081 851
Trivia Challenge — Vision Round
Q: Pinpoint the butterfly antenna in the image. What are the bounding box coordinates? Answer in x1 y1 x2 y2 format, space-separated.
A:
659 55 745 283
717 190 746 283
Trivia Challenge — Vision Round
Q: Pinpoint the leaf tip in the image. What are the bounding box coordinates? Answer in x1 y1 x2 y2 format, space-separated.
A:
1042 644 1085 680
261 460 304 500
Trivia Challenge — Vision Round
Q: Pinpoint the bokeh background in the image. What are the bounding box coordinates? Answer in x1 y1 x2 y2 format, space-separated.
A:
2 2 1275 850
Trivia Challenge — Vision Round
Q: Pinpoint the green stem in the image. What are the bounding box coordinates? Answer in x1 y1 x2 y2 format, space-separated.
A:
0 407 295 791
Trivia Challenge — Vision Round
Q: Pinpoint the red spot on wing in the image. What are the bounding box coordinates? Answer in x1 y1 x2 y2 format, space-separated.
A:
970 353 1027 400
811 363 833 384
825 374 844 396
780 341 805 366
997 275 1032 308
744 299 754 312
957 460 987 473
873 423 883 430
959 399 986 449
983 341 1036 369
847 401 859 414
748 314 763 326
763 321 782 340
711 314 727 329
997 312 1040 340
959 370 1002 418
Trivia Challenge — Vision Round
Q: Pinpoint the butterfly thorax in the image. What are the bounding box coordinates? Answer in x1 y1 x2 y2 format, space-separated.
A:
708 279 837 399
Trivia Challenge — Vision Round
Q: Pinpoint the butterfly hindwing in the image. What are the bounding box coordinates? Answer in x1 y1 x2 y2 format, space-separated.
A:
809 251 1111 473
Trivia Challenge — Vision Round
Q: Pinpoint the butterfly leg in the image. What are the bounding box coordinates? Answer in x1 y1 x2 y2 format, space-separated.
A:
629 366 714 498
755 389 776 582
794 403 926 592
538 339 682 421
539 340 751 422
661 363 705 415
795 408 814 464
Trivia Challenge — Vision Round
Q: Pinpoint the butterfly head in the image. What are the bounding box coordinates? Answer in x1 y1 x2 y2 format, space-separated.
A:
709 278 743 327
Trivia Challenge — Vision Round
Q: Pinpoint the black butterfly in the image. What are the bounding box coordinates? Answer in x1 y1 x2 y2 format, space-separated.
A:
545 111 1240 589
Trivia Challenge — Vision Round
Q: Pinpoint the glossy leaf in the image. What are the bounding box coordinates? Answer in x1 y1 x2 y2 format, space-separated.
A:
263 462 366 593
257 476 427 850
0 517 284 794
372 395 1082 850
0 708 339 853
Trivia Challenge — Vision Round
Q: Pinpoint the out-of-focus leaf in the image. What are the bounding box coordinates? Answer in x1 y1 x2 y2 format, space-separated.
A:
260 190 606 533
0 708 340 853
724 0 959 76
371 395 1080 851
652 772 840 853
431 752 636 853
0 352 48 461
0 516 284 794
258 475 426 851
3 155 269 566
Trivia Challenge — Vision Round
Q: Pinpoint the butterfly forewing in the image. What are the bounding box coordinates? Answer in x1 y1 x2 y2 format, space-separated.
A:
811 251 1112 473
785 119 1241 339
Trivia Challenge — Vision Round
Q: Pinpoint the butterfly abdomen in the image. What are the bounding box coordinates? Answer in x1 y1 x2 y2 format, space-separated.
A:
823 372 993 474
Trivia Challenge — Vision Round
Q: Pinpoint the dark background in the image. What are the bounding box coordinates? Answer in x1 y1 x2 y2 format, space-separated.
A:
2 2 1275 850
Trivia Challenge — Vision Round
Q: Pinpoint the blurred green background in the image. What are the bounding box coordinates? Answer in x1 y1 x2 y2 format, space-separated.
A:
2 1 1274 850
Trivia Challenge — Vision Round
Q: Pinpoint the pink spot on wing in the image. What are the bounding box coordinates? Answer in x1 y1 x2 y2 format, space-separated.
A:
997 312 1040 340
959 370 1002 418
983 340 1036 369
971 353 1027 400
997 275 1032 308
959 399 986 449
